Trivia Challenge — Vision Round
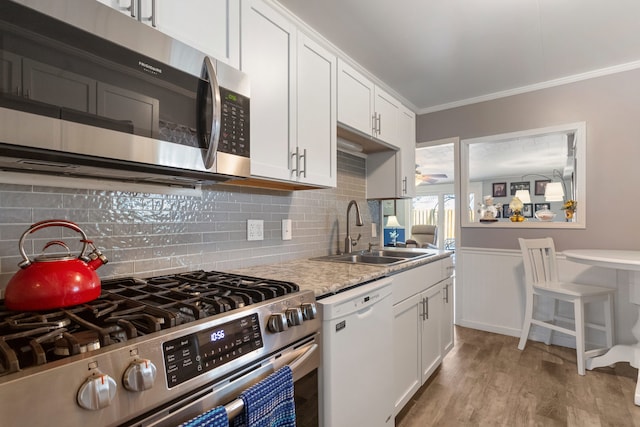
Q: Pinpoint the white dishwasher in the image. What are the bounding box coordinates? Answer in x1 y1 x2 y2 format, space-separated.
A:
317 277 394 427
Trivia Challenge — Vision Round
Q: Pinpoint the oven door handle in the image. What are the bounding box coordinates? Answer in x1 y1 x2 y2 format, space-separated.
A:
224 343 318 420
138 339 318 427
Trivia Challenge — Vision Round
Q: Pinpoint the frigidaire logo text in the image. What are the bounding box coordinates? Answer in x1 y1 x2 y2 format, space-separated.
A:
138 60 162 75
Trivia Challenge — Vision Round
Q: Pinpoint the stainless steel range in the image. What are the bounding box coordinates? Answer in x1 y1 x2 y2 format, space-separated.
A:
0 270 319 426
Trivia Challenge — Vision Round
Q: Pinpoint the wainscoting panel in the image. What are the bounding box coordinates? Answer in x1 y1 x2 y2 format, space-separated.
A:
456 247 635 348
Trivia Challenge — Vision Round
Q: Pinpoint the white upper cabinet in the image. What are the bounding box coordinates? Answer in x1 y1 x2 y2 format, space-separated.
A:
96 0 240 67
337 59 402 147
398 105 416 197
373 86 400 145
240 0 336 188
240 0 295 182
366 104 416 199
296 34 337 187
337 59 375 137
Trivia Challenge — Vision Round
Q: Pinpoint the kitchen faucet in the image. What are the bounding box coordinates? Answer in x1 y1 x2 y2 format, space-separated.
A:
344 200 363 254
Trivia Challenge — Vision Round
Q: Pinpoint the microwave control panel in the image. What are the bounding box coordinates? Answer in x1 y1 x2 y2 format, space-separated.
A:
219 87 250 157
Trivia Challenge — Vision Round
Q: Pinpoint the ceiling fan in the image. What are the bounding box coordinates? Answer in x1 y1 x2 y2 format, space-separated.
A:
415 167 447 185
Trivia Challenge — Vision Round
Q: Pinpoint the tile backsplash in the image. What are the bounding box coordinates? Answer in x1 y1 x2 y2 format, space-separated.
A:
0 152 380 290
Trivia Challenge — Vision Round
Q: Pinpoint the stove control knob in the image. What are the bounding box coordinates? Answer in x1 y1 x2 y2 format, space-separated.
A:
77 371 117 410
286 307 303 326
267 313 288 333
300 302 317 320
123 359 157 392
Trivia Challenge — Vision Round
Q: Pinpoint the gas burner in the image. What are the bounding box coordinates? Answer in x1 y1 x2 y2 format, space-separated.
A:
54 330 101 356
0 270 300 376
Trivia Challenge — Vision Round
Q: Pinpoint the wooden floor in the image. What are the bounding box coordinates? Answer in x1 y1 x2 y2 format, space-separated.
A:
396 326 640 427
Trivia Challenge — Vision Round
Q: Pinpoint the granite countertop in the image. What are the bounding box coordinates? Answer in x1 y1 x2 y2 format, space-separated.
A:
233 251 452 298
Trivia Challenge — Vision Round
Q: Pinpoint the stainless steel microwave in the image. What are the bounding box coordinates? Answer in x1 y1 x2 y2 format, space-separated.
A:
0 0 250 186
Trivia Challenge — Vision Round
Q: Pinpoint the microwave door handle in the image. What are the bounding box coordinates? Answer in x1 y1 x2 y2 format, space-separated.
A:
201 56 222 169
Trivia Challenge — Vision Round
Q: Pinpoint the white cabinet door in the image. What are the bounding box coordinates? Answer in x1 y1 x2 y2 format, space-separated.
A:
420 284 443 383
374 86 399 146
296 34 336 187
393 293 422 415
96 1 239 66
398 105 416 198
240 0 296 182
441 277 455 356
337 59 374 137
154 1 240 67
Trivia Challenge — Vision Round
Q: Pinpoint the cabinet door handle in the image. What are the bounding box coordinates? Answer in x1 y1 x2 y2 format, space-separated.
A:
121 0 136 18
371 114 377 136
139 0 157 27
443 284 449 303
402 176 407 194
377 113 382 135
299 148 307 178
291 147 299 176
424 296 429 320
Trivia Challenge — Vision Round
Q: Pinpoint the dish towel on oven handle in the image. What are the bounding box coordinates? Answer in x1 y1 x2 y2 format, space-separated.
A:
179 405 229 427
233 365 296 427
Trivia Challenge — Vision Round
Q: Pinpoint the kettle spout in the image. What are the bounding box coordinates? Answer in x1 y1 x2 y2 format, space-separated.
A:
85 242 108 270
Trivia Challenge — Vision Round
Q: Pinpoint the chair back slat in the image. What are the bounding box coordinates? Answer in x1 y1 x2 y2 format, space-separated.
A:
518 237 559 286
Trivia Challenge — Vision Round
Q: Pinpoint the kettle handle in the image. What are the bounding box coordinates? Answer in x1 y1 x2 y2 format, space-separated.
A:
18 220 91 268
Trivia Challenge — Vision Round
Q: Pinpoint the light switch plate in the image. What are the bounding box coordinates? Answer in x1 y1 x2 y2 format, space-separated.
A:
247 219 264 241
282 219 292 240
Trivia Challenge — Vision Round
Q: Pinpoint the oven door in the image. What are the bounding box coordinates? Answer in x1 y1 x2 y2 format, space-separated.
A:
124 337 319 427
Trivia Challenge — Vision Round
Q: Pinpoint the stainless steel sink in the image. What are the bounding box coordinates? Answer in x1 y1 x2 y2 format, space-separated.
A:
370 249 433 259
311 248 436 266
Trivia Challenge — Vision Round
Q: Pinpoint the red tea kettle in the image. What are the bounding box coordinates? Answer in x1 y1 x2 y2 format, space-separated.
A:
4 220 108 311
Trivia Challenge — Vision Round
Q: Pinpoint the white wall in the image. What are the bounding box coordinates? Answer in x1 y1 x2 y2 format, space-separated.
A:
417 68 640 348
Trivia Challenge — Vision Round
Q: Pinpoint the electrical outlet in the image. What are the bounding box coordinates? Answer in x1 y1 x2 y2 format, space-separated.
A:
282 219 292 240
247 219 264 241
371 223 377 238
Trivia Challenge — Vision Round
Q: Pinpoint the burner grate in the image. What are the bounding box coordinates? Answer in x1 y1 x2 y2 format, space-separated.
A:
0 270 299 375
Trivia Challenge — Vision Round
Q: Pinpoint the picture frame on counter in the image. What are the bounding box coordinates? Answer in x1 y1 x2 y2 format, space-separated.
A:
503 205 513 217
510 181 530 195
523 203 533 218
382 200 396 216
492 182 507 197
535 179 551 196
535 203 551 211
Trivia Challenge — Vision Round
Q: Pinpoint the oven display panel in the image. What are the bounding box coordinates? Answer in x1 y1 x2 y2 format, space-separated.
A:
162 314 263 387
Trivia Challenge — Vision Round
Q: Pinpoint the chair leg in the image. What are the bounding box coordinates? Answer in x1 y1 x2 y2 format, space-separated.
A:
604 293 614 349
519 295 534 350
544 299 559 345
574 300 586 375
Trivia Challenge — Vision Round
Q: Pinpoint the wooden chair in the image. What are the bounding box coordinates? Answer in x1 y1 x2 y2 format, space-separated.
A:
517 237 615 375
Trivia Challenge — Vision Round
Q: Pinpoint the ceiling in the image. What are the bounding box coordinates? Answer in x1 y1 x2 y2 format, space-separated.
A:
276 0 640 113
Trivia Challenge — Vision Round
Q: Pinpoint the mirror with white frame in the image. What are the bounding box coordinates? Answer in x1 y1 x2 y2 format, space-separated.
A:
460 122 586 228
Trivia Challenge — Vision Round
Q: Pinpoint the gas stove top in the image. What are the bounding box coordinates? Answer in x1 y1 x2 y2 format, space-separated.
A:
0 269 318 427
0 270 299 376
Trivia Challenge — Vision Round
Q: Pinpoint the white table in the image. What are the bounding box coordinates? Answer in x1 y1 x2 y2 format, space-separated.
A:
563 249 640 405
